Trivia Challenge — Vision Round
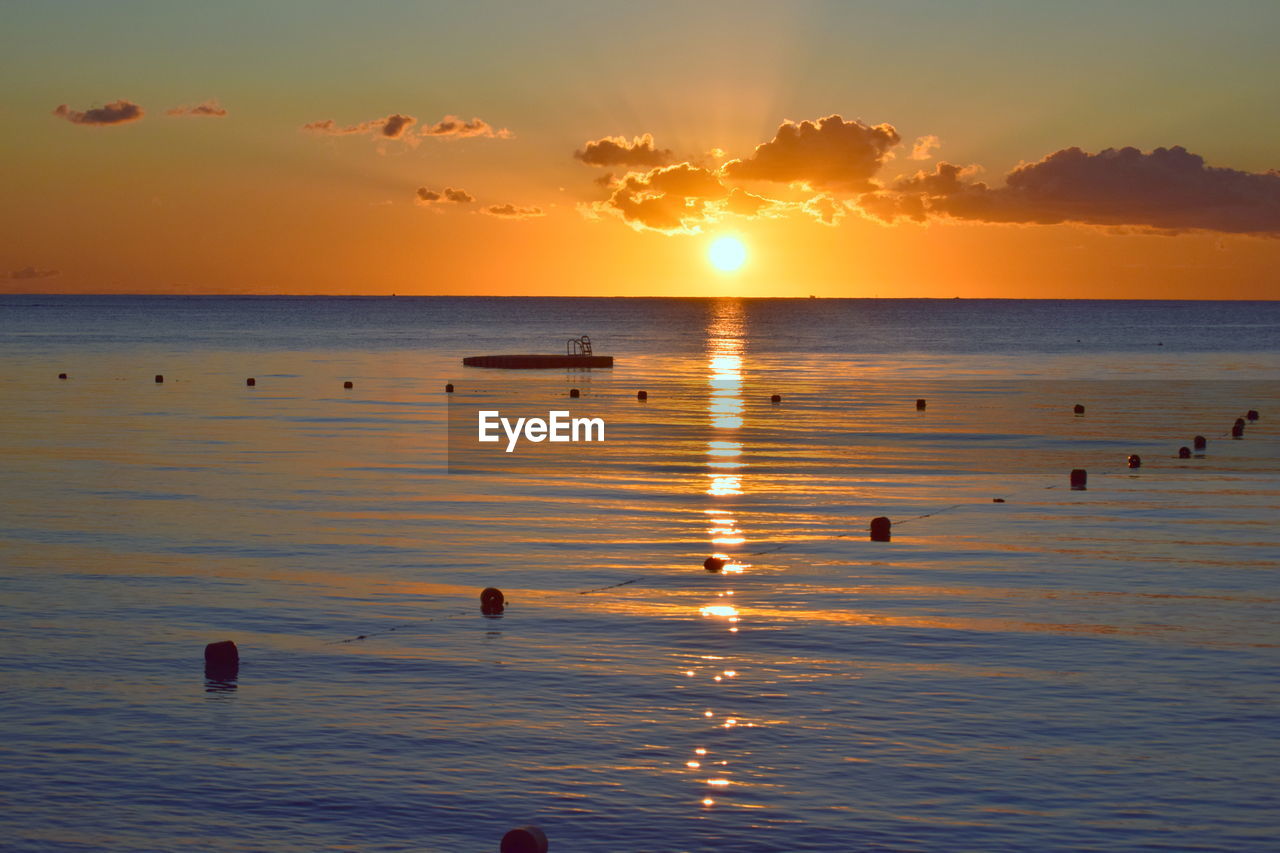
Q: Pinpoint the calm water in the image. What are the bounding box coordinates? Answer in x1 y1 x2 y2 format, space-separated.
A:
1 296 1278 852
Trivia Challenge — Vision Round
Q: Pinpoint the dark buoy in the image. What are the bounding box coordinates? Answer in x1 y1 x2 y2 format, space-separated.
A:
445 383 454 393
869 516 891 542
770 394 781 404
1178 446 1191 459
343 380 354 389
703 556 726 573
1193 435 1207 450
1246 410 1259 421
1127 455 1141 469
1070 469 1087 490
915 398 926 411
637 390 647 401
154 374 164 383
480 587 505 615
1073 404 1085 415
500 826 548 853
246 377 256 387
204 640 239 678
993 498 1005 503
1231 421 1244 438
569 388 580 398
58 373 67 380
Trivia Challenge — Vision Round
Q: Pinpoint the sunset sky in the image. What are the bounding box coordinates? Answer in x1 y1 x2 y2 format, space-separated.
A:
3 0 1278 298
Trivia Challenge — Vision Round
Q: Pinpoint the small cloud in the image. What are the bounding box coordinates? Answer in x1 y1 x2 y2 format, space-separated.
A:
416 186 475 205
3 266 60 280
802 194 848 226
484 203 544 218
574 133 673 168
53 100 144 126
909 134 940 160
422 115 512 139
303 113 416 139
166 99 228 118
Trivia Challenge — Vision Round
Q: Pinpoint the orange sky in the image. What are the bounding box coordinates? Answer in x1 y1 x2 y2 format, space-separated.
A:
2 1 1278 298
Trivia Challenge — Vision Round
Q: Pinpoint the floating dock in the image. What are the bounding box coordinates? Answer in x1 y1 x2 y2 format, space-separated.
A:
463 335 612 369
462 354 613 369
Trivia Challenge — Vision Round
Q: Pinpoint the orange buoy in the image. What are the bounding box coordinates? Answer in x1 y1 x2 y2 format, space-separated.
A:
770 394 781 404
1193 435 1206 450
445 383 454 393
1073 404 1085 415
155 374 164 383
246 378 256 386
703 556 726 573
480 587 505 615
343 381 354 389
500 826 548 853
916 399 926 411
637 390 647 401
1178 447 1191 459
1070 469 1087 490
870 516 891 542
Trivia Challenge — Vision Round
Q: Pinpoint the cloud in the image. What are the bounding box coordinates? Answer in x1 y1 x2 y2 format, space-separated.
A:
723 114 901 191
416 186 475 205
3 266 60 280
802 194 848 226
863 146 1280 235
303 113 417 138
53 100 143 126
597 163 729 234
909 134 940 160
166 99 227 117
485 203 544 218
574 133 673 168
421 115 512 139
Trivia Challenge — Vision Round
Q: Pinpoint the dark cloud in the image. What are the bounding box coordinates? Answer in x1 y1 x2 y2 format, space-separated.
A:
167 99 228 118
303 113 416 138
53 100 143 126
3 266 60 280
723 114 900 191
422 116 512 139
485 203 544 218
416 186 475 205
864 146 1280 235
574 133 673 168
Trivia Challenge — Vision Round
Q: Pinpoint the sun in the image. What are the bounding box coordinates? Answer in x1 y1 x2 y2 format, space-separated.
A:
708 236 747 272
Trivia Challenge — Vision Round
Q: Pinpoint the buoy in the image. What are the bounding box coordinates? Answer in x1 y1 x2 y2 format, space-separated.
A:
154 374 164 383
480 587 505 616
770 394 781 404
1246 410 1259 421
1127 455 1141 469
915 399 926 411
1231 422 1244 438
637 390 647 401
1193 435 1207 450
1073 404 1085 415
445 383 454 393
204 640 239 677
1178 446 1191 459
1234 417 1246 428
569 388 580 398
869 516 891 542
703 556 726 573
246 378 256 386
992 498 1005 503
58 373 67 380
1070 469 1087 490
343 381 354 389
500 826 548 853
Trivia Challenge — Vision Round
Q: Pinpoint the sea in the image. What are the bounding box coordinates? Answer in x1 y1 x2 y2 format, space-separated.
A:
1 296 1277 852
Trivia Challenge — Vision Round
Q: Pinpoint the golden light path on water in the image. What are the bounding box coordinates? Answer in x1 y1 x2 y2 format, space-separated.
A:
694 299 750 808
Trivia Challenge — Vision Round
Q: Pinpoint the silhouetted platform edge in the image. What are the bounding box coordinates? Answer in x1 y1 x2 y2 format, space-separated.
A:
462 354 614 369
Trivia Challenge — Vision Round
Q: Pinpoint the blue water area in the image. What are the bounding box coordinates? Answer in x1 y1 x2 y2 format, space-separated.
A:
0 296 1277 851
